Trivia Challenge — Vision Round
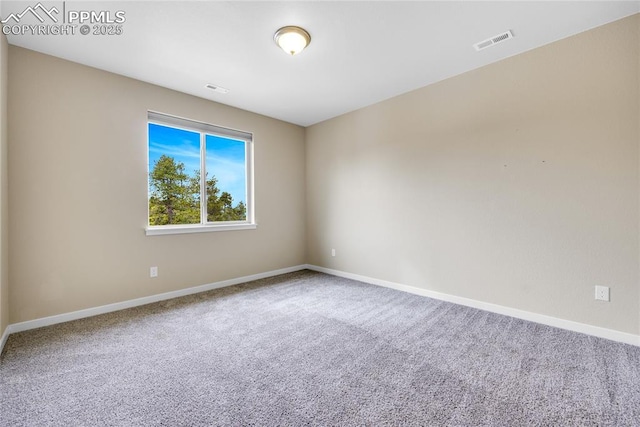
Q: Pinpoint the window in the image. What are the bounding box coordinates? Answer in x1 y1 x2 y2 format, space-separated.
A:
146 111 254 235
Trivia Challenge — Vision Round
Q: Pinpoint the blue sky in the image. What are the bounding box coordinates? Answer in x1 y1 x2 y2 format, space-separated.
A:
148 123 246 204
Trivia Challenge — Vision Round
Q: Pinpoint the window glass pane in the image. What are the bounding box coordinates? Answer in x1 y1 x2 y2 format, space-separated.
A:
148 123 201 225
205 134 247 222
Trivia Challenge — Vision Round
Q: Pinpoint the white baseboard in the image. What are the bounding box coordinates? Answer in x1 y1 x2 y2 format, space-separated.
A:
304 264 640 347
2 263 638 355
0 265 308 354
0 326 9 354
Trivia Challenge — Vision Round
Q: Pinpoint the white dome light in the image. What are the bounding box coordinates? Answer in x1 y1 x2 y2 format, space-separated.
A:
274 26 311 56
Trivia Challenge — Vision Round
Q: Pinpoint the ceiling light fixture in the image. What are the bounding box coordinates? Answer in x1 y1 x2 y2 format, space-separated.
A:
274 26 311 56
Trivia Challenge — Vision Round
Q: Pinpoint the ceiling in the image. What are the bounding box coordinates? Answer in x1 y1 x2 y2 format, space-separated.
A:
2 1 639 127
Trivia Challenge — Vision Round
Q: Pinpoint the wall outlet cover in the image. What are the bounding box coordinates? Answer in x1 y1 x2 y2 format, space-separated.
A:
595 285 609 302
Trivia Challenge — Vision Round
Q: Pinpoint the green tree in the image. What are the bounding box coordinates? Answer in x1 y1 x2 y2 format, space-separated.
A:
207 188 246 222
205 174 222 221
234 201 247 220
148 155 199 225
149 155 246 225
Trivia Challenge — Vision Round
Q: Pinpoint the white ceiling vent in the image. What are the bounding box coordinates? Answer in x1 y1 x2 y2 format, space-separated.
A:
205 84 229 94
473 30 514 51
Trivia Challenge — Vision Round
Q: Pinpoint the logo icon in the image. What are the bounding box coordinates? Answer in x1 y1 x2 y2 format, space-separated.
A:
1 2 59 24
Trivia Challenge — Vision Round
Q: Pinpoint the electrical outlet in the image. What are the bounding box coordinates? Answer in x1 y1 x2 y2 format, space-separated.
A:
331 248 336 257
595 285 609 302
150 266 158 278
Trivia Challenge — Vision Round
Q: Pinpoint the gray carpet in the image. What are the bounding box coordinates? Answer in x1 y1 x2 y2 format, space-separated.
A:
1 270 639 426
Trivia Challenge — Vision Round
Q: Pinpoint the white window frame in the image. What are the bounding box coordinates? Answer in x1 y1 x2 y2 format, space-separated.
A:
145 111 256 236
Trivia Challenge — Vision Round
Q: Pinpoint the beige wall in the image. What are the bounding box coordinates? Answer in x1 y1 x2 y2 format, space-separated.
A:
8 47 306 324
306 15 640 334
5 15 639 338
0 32 8 336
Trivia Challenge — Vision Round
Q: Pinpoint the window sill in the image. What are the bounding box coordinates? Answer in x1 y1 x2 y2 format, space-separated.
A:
145 223 257 236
